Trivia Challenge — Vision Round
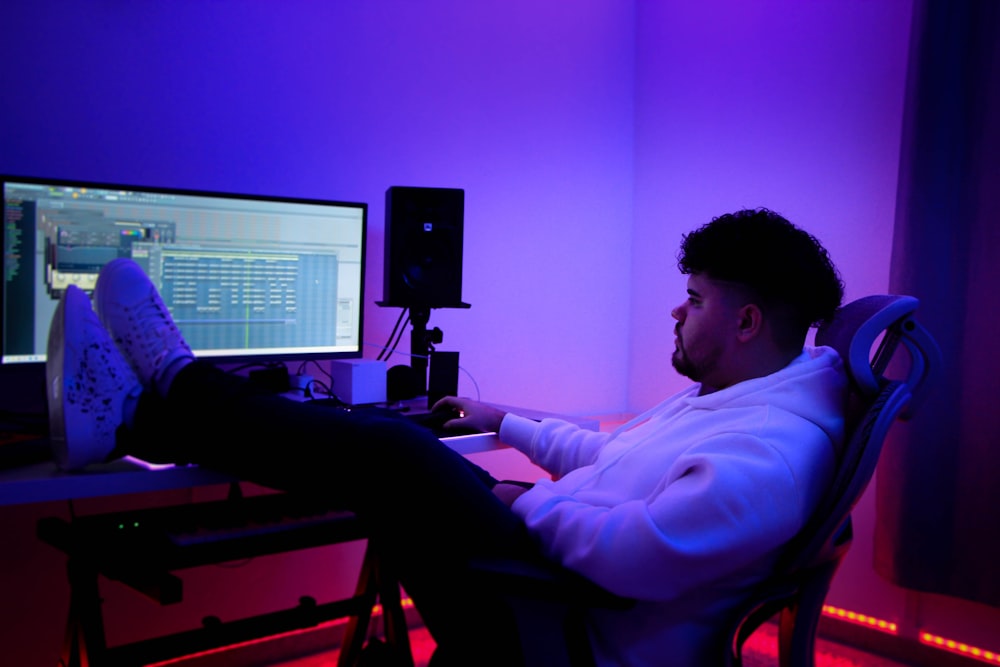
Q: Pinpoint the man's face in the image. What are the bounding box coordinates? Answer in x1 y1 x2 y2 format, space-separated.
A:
670 273 741 386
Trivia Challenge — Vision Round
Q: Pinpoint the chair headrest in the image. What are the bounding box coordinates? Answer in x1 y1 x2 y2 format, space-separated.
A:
815 294 941 419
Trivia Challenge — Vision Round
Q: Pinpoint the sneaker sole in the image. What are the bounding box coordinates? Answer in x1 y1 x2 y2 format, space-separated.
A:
46 286 120 471
45 290 70 468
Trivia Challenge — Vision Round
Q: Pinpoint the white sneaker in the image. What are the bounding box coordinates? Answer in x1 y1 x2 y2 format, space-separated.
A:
46 285 142 471
93 258 193 394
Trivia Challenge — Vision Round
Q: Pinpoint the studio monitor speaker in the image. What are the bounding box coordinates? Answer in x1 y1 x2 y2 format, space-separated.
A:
380 186 469 309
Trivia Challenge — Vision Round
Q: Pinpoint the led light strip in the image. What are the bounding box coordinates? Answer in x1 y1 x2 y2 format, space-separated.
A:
920 633 1000 664
822 604 1000 665
150 599 1000 666
822 604 898 633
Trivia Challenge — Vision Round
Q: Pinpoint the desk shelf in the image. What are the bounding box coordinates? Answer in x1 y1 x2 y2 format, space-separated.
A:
37 486 412 667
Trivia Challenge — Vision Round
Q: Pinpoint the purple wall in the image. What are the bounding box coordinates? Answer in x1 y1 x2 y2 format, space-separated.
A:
0 1 914 417
630 1 912 408
0 0 635 415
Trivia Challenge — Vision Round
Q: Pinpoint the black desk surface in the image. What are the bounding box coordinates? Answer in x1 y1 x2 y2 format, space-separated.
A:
0 401 598 508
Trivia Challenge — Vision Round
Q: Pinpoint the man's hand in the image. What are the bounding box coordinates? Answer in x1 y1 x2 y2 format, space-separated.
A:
430 396 507 433
492 481 532 507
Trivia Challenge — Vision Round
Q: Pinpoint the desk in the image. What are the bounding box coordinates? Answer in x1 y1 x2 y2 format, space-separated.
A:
1 401 597 666
0 431 513 508
0 456 233 507
0 401 597 507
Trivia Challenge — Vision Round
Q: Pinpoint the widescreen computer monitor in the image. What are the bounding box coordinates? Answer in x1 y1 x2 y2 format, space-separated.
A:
1 176 367 373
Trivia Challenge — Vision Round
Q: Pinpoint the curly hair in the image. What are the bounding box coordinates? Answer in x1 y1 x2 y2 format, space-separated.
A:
677 208 844 347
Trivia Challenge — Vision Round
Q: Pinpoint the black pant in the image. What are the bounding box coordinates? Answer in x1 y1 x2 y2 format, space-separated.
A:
118 361 544 664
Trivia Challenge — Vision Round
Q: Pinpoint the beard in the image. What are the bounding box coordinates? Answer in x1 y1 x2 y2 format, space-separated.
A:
671 346 699 380
671 333 720 383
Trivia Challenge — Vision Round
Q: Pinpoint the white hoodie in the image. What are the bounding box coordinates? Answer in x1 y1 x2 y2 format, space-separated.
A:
499 346 847 666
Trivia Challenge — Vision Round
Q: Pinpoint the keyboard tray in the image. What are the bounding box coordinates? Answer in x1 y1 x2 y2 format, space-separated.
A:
38 492 366 604
36 490 413 667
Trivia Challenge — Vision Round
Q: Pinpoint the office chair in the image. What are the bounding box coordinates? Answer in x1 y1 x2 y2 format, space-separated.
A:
723 293 940 666
467 294 941 667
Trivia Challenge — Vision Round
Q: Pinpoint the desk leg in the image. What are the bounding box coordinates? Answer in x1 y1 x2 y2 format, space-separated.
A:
337 541 413 667
59 557 108 667
376 553 414 667
338 542 375 666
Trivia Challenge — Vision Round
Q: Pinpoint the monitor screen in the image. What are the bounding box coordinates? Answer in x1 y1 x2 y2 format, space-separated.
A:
2 176 367 368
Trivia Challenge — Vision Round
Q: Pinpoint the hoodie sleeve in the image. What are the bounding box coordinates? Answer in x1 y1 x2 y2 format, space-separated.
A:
510 431 823 601
499 413 613 477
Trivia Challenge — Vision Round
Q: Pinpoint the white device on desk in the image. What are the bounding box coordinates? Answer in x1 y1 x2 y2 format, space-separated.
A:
329 359 387 405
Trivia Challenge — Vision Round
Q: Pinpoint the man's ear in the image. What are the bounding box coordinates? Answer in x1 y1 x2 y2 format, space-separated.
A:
736 303 764 342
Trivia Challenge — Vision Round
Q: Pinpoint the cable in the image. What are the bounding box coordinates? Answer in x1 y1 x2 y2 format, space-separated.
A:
378 308 409 361
306 378 334 400
384 312 411 362
226 360 285 374
459 365 482 401
295 359 334 385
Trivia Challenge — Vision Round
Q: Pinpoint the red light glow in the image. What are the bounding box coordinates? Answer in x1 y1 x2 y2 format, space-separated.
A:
920 633 1000 664
822 605 1000 665
147 600 1000 667
145 598 415 667
822 604 898 633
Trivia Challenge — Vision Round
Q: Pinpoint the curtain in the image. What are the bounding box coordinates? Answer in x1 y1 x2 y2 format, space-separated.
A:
875 0 1000 606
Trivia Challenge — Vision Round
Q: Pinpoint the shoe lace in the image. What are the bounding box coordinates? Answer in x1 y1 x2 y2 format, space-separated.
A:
127 293 190 367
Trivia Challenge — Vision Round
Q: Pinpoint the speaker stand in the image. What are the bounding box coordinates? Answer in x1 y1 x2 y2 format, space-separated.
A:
408 307 441 395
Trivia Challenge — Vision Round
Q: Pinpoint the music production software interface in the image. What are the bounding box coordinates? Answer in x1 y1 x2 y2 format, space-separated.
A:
2 180 365 363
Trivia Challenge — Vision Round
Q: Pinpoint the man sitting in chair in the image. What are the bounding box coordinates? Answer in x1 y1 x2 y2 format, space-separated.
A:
48 208 846 666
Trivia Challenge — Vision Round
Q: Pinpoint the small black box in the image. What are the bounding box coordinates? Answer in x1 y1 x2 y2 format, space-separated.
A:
427 351 460 408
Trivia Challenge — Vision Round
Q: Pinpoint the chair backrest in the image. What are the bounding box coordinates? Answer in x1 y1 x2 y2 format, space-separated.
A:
727 294 942 666
787 295 940 568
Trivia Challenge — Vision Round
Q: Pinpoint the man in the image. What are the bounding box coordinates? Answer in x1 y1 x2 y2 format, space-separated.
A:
49 208 846 666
